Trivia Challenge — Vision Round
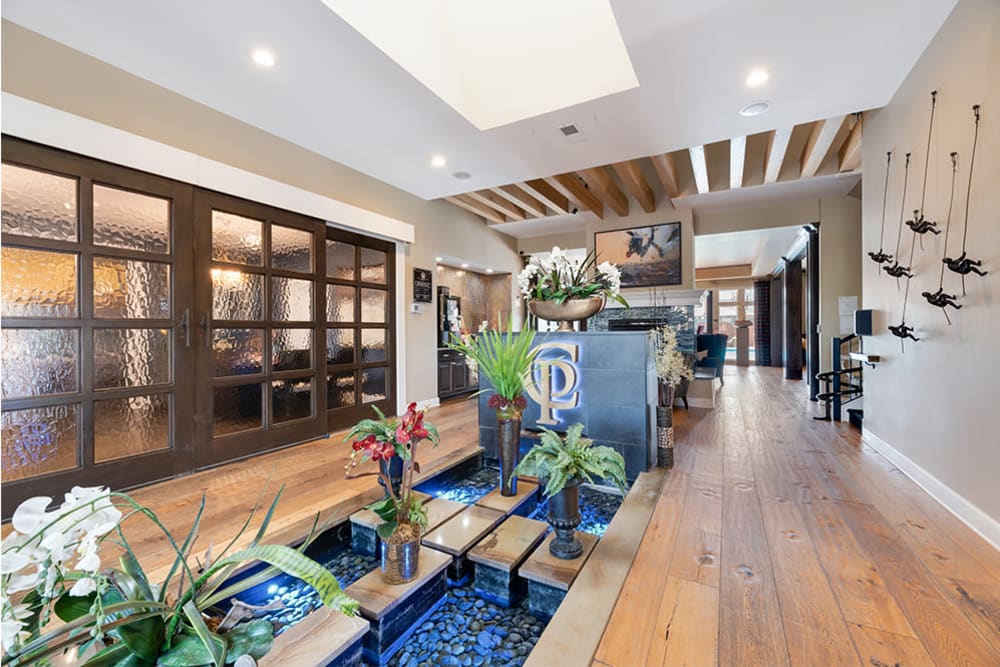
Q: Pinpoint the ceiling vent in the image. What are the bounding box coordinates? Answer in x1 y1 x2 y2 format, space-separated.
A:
559 123 580 136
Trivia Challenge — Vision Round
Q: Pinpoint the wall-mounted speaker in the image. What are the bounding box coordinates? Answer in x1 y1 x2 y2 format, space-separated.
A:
855 309 873 336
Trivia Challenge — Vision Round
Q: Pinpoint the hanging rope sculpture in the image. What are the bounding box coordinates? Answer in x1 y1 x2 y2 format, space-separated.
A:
944 104 988 294
921 152 962 323
889 192 923 351
905 91 942 248
867 151 894 265
883 153 914 281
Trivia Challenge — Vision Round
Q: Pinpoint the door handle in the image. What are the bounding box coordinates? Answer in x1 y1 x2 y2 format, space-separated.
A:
200 312 211 348
179 308 191 348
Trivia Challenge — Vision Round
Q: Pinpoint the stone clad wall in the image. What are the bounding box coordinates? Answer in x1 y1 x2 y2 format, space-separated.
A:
587 305 695 352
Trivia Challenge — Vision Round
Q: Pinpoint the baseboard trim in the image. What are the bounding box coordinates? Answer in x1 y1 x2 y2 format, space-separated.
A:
413 397 441 412
862 427 1000 551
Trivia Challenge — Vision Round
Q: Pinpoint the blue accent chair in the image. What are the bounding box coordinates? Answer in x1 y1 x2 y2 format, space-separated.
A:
696 333 728 385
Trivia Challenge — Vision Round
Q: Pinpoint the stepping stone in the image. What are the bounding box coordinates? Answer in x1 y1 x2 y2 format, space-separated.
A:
345 548 451 665
421 505 505 583
468 516 549 607
350 491 431 557
259 607 368 667
475 480 540 517
520 531 599 620
421 497 465 532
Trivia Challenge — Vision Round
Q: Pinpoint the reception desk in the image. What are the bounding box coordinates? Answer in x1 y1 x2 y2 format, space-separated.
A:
478 331 657 480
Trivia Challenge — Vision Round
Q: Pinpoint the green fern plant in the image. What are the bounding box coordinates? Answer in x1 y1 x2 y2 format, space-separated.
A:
513 423 627 498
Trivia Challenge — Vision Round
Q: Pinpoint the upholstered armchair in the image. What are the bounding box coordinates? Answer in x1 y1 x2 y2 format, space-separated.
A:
696 333 728 385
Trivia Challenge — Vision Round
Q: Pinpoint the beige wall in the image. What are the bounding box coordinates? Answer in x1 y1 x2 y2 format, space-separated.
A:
818 198 863 372
862 0 1000 524
1 21 522 407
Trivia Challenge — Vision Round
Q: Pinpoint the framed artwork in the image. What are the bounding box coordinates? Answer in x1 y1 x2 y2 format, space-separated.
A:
594 221 682 287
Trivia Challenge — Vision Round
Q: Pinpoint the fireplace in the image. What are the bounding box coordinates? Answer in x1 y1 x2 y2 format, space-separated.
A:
608 319 670 332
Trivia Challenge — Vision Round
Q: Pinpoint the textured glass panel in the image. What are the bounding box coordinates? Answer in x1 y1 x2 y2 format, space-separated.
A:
212 270 263 321
326 284 355 323
93 394 170 463
327 371 356 409
272 328 312 372
326 240 355 280
360 247 387 283
94 257 170 319
361 367 386 404
361 288 386 323
93 185 170 254
361 329 387 363
94 328 170 389
1 328 78 399
213 383 263 436
213 328 264 377
212 211 263 265
326 328 355 365
271 225 312 273
272 377 312 423
2 404 78 481
1 247 78 318
1 163 77 241
272 277 313 321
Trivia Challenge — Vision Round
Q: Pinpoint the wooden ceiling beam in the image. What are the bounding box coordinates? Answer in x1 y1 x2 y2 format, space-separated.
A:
649 153 680 200
466 189 526 220
445 195 505 224
764 128 793 184
688 146 710 194
730 136 746 190
551 173 604 219
579 167 629 217
610 160 656 213
522 179 571 215
491 184 546 217
838 114 863 172
801 115 848 178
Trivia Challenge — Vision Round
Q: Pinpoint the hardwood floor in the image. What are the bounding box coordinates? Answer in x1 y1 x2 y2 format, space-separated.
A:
595 365 1000 667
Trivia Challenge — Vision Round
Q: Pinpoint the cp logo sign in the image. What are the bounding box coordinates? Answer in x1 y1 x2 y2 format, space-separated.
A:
525 342 581 425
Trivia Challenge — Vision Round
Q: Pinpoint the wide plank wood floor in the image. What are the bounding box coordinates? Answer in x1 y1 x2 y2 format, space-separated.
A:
595 365 1000 667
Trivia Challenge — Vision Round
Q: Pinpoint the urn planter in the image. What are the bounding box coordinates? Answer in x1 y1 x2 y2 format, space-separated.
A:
528 295 605 332
547 479 583 559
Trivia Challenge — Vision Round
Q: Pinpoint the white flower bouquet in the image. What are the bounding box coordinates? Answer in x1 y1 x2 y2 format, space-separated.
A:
518 247 629 307
651 323 694 388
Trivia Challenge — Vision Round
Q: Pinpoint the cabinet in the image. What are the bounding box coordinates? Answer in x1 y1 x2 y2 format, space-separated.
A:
438 348 473 398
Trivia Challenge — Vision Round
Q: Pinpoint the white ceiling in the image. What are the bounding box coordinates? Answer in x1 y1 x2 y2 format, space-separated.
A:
695 225 803 275
3 0 956 200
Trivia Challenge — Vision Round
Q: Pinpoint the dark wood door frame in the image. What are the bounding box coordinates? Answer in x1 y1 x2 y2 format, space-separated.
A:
805 224 821 399
782 257 803 380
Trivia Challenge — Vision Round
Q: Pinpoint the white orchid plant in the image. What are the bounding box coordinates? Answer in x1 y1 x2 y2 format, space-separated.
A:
518 247 628 307
1 484 357 666
651 323 694 389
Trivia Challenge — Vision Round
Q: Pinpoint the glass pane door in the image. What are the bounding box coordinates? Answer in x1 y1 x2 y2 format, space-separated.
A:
1 139 194 515
193 191 325 467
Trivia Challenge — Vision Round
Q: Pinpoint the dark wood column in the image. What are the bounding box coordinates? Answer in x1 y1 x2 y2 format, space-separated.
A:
783 258 803 380
806 225 820 398
769 276 784 367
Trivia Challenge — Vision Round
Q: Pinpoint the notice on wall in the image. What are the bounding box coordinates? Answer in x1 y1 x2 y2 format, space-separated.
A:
413 268 433 303
839 295 858 335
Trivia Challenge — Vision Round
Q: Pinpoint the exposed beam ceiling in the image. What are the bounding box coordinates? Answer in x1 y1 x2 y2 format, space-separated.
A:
522 178 571 216
466 189 526 220
491 184 546 217
730 135 746 190
552 173 604 219
445 194 505 224
610 160 655 213
800 115 847 178
839 115 863 172
764 128 793 185
650 154 680 200
688 146 710 195
579 167 629 217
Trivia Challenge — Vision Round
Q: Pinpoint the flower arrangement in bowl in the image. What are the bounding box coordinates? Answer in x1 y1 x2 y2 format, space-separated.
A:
448 315 539 496
650 322 694 466
345 402 439 585
518 247 628 330
0 484 356 666
514 424 627 559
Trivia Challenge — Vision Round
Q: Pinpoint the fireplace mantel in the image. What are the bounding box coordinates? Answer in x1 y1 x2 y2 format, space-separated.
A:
609 288 706 308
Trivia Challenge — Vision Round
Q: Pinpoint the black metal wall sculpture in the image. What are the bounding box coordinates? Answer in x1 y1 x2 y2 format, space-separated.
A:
889 202 922 352
883 153 914 280
868 151 895 265
944 104 988 294
922 152 962 323
905 91 942 248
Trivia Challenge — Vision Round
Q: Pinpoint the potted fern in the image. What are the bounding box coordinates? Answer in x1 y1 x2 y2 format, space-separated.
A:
514 424 627 559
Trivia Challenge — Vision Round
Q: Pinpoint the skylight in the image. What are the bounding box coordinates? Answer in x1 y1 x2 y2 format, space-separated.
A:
322 0 639 130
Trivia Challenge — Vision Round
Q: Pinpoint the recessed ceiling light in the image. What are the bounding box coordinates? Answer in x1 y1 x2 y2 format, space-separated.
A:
461 263 470 269
251 48 276 68
746 68 769 88
740 101 770 117
486 268 494 273
430 155 447 169
453 171 472 180
435 256 443 262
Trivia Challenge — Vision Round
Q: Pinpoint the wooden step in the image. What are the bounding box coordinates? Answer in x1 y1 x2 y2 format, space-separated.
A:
475 480 540 517
422 497 465 532
421 505 505 557
520 531 599 592
258 607 369 667
468 515 550 608
345 548 451 620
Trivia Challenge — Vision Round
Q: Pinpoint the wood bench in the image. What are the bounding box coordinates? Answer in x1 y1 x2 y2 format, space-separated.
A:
349 491 431 557
344 548 451 666
519 531 599 620
421 505 505 582
468 515 549 607
259 607 369 667
475 480 540 517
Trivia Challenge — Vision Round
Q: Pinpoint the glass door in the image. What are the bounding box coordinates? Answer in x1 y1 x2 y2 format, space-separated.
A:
1 138 194 513
192 191 325 467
